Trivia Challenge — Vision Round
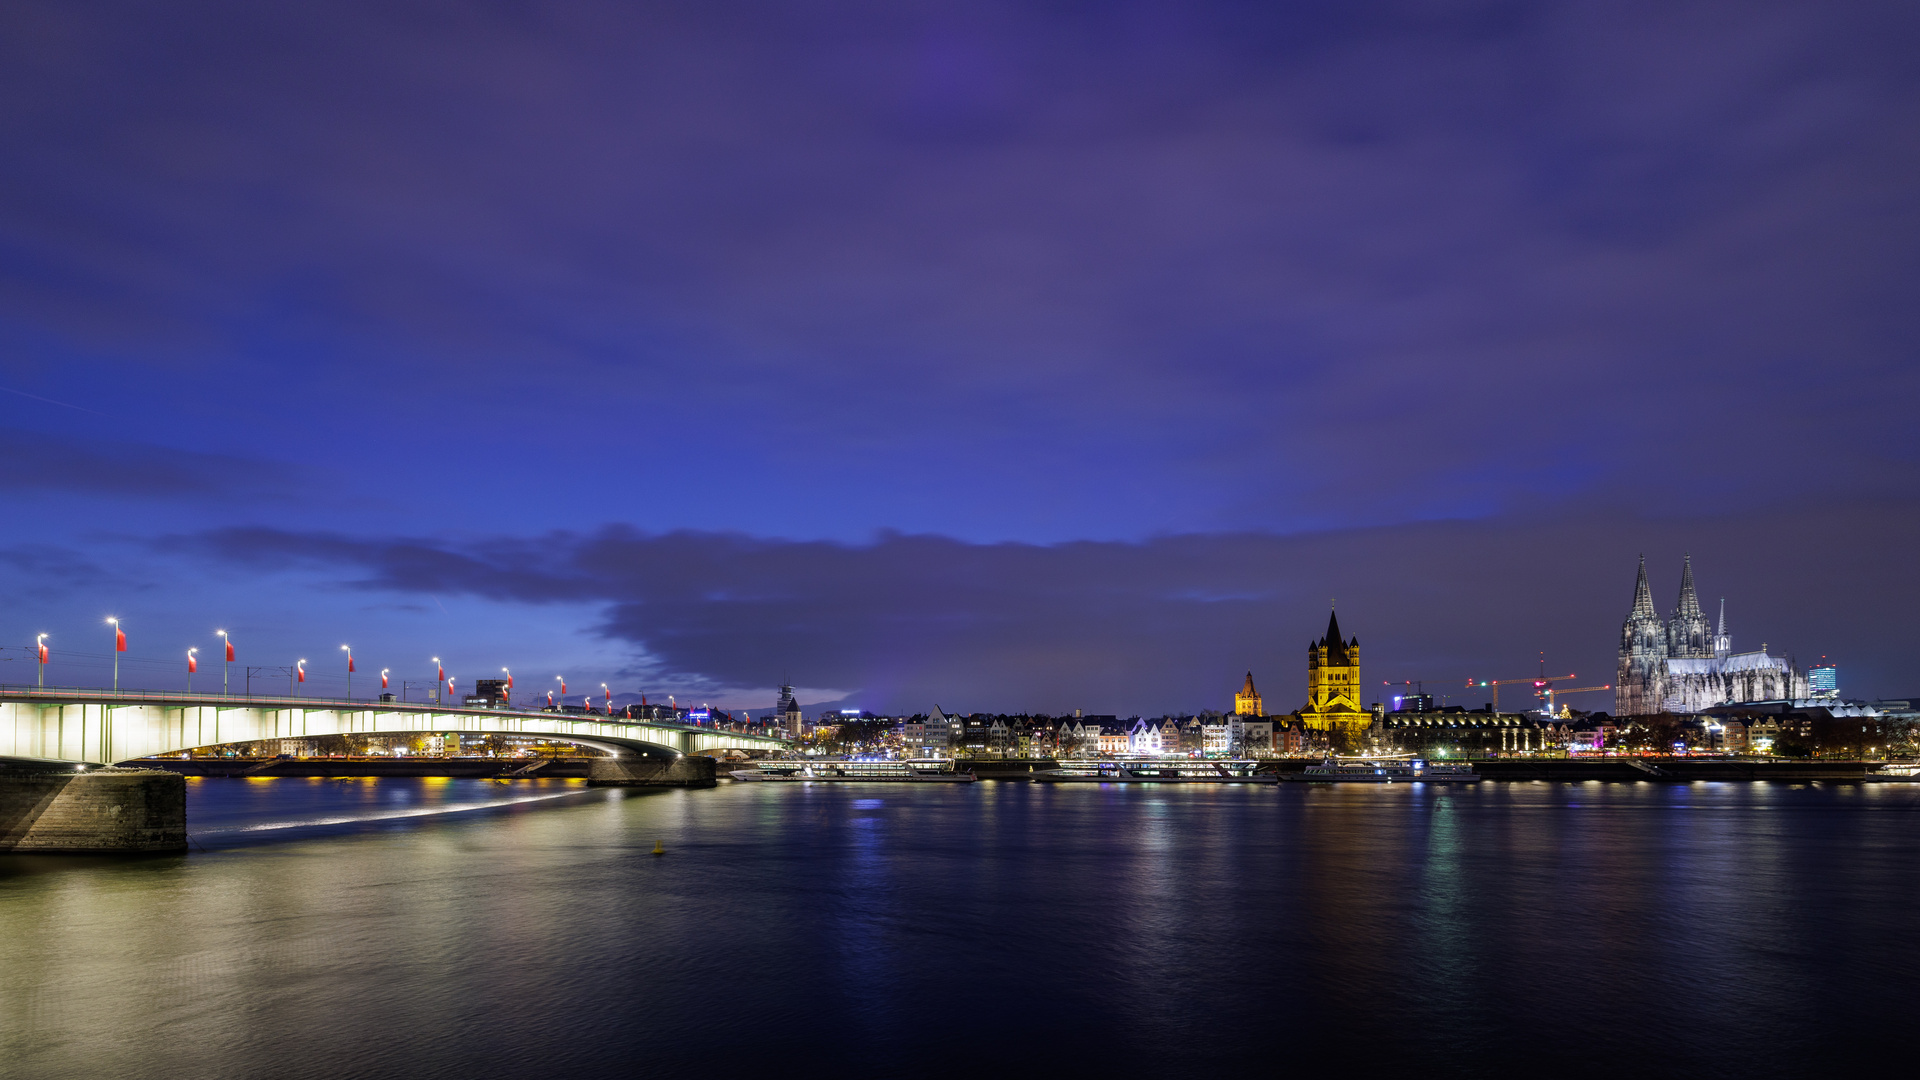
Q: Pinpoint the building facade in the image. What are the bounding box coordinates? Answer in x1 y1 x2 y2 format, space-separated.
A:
1234 672 1263 717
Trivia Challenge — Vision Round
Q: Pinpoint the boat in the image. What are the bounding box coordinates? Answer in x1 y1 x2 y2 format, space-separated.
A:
728 758 977 782
1033 759 1274 783
1283 758 1480 783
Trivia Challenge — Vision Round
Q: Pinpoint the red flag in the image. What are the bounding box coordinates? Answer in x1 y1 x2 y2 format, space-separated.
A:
348 656 356 673
225 640 235 662
560 679 567 694
447 679 456 697
38 644 48 664
115 628 126 652
547 690 554 707
506 674 514 690
605 687 612 705
437 663 445 682
381 671 389 689
188 653 197 673
297 665 305 683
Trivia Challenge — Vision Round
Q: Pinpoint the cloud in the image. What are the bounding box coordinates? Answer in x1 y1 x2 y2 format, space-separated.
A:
162 502 1920 712
0 428 285 497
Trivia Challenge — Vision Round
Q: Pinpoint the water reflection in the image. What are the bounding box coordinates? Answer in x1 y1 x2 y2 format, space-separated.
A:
3 778 1919 1079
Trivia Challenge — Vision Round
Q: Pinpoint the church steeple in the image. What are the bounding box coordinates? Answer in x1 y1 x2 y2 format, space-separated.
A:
1676 553 1703 618
1666 553 1712 659
1631 555 1656 617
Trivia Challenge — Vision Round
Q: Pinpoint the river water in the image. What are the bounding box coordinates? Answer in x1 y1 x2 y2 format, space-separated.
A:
3 776 1918 1079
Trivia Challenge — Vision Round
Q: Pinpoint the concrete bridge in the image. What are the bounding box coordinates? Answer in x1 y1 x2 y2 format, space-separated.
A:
0 688 790 854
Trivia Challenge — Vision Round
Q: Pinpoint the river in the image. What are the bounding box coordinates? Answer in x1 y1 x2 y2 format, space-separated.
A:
4 776 1918 1078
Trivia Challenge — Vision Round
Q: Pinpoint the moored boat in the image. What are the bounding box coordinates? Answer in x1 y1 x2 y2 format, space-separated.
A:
1283 758 1480 783
1033 759 1273 783
729 758 977 782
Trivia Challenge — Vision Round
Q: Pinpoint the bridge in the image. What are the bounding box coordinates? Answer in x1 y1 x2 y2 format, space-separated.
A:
0 687 788 765
0 687 791 854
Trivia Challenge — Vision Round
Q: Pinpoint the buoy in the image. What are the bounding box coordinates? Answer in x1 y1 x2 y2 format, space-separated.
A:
652 840 666 856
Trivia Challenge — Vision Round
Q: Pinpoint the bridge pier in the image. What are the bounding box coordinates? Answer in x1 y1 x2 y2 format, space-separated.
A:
0 765 187 854
587 754 717 788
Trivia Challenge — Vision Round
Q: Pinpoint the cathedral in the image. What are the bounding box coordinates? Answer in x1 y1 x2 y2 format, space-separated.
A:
1615 555 1806 716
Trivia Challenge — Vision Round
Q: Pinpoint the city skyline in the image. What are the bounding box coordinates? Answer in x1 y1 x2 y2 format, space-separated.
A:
3 2 1916 711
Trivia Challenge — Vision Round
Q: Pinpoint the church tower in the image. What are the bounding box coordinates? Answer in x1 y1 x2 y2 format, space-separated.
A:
1616 555 1669 716
1301 609 1366 731
1666 554 1712 659
1234 672 1263 717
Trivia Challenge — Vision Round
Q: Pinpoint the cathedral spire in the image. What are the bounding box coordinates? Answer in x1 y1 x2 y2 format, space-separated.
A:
1631 555 1655 617
1676 553 1703 617
1717 597 1726 638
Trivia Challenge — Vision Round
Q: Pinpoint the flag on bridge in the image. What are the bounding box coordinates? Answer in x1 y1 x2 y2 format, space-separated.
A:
225 639 235 662
38 642 48 664
187 652 197 674
297 664 305 683
348 655 356 673
115 627 126 652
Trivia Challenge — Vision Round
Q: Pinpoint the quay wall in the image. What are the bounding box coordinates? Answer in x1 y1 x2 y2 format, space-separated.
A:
0 768 187 853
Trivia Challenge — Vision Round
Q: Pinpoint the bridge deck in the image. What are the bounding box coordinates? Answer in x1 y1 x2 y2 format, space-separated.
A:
0 688 788 766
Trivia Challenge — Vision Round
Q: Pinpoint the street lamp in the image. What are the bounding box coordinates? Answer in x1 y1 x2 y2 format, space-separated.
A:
187 647 198 694
216 630 232 697
35 633 47 689
342 645 354 701
106 617 124 691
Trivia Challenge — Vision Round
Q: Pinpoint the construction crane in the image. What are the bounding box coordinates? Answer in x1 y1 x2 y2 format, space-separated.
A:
1465 671 1577 712
1541 684 1611 717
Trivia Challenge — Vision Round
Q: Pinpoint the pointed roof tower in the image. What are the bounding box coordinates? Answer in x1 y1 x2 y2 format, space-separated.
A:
1241 671 1258 697
1323 608 1349 665
1630 555 1656 617
1676 553 1703 617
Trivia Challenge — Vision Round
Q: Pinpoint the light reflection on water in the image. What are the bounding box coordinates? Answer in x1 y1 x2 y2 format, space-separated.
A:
3 778 1918 1079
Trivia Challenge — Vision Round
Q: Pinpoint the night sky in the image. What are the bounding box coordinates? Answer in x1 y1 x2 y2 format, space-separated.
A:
2 1 1915 714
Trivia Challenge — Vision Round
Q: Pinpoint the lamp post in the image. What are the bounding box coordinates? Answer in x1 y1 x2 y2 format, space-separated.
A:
342 645 354 702
35 633 47 689
187 648 198 694
216 630 232 697
106 617 124 691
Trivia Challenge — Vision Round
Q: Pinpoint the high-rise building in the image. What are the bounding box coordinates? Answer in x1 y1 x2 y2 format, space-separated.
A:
1808 664 1839 700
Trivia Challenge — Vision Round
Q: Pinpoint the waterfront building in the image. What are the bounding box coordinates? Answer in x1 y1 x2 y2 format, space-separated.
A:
1234 672 1263 717
1614 555 1807 715
1299 609 1369 734
1376 710 1540 757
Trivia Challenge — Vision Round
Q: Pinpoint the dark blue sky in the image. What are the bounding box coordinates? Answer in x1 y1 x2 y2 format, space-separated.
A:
2 1 1916 712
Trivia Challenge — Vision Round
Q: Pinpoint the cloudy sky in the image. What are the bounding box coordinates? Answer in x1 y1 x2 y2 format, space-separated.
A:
2 0 1915 713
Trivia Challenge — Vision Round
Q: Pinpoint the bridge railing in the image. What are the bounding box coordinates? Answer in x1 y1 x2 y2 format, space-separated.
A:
0 684 786 739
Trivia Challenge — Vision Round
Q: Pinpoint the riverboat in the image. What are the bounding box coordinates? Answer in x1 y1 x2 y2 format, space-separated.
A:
1283 758 1480 783
1033 759 1273 783
729 758 977 782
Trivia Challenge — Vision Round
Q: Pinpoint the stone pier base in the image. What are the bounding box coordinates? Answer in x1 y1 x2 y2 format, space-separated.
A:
588 755 717 788
0 767 188 853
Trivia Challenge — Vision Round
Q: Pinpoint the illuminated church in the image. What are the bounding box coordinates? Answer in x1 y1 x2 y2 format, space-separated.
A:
1299 609 1369 732
1615 555 1806 716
